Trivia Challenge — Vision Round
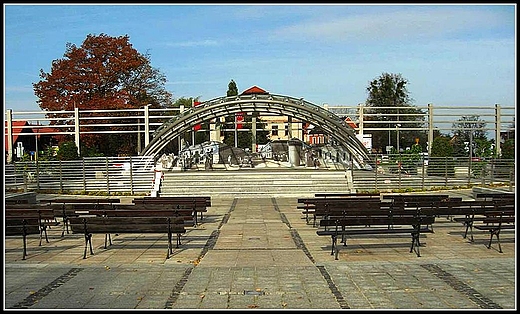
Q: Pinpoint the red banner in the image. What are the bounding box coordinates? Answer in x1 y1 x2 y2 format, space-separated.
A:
236 112 244 129
193 100 202 131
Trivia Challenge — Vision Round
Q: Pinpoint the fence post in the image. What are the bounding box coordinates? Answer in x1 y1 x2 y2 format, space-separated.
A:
129 156 134 195
467 157 472 187
22 165 28 192
59 160 63 193
105 157 110 195
420 162 425 191
82 159 86 193
397 153 402 190
6 109 13 164
374 154 378 191
489 158 495 183
74 107 81 157
36 159 40 191
495 104 502 157
444 157 448 187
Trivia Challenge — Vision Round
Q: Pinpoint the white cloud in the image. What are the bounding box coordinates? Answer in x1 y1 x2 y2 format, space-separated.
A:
164 39 220 47
270 7 510 43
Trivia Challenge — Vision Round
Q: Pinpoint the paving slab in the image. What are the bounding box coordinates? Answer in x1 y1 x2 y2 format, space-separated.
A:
3 190 516 309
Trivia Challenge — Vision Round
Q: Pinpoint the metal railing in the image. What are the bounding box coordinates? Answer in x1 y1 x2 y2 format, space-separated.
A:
5 103 515 163
5 156 155 195
351 155 515 193
5 155 514 196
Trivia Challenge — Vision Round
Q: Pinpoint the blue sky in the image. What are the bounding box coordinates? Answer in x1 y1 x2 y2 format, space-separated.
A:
3 4 516 113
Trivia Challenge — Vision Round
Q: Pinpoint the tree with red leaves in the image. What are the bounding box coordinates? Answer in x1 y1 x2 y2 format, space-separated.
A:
33 33 173 156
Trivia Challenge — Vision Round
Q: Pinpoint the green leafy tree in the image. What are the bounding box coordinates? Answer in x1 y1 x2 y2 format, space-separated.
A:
501 138 515 159
223 80 240 147
226 79 238 97
38 146 58 161
33 33 173 156
427 135 455 176
364 73 427 153
396 143 423 174
503 119 515 141
56 141 79 160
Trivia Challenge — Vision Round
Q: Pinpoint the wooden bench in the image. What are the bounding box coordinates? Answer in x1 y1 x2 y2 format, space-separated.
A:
298 197 383 226
313 192 381 198
313 199 393 227
474 192 515 201
5 208 56 260
86 208 196 228
449 200 513 242
382 194 451 211
137 196 211 207
5 198 31 205
317 213 435 260
69 215 186 259
40 199 120 237
115 203 200 227
473 210 515 253
132 196 211 224
42 197 122 205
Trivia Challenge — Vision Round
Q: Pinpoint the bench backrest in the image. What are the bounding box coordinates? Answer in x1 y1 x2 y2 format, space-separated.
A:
84 209 194 218
314 192 381 198
5 209 54 236
299 196 380 204
423 199 512 216
384 195 451 210
114 203 206 213
320 215 435 227
475 193 515 201
69 216 186 234
5 199 30 204
44 198 121 204
482 210 515 224
134 196 211 207
315 200 388 216
131 198 209 210
5 218 42 236
5 203 53 209
5 208 55 220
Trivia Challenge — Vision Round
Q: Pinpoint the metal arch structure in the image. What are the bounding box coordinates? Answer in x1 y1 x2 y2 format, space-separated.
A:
141 93 371 168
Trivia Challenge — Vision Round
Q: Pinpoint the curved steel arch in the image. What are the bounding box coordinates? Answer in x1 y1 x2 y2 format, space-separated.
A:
141 93 371 168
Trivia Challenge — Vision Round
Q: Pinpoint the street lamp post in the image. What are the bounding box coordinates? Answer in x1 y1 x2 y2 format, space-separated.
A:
469 130 473 160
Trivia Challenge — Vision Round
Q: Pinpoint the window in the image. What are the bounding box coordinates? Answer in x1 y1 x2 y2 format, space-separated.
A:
271 125 278 136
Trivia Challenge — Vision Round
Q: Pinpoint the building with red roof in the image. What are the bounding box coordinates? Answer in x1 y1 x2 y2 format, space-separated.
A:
240 86 269 95
5 121 58 160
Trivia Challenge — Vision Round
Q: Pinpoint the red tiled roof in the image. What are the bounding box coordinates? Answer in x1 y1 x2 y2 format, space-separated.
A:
240 86 269 95
5 121 29 151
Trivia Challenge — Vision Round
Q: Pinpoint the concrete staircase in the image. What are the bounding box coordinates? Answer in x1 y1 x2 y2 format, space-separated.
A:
158 169 353 198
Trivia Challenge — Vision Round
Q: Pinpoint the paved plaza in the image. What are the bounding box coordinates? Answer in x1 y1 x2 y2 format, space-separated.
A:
3 190 517 310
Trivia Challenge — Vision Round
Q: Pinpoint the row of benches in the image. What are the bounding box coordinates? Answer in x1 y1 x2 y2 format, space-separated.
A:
298 192 515 259
5 196 212 260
